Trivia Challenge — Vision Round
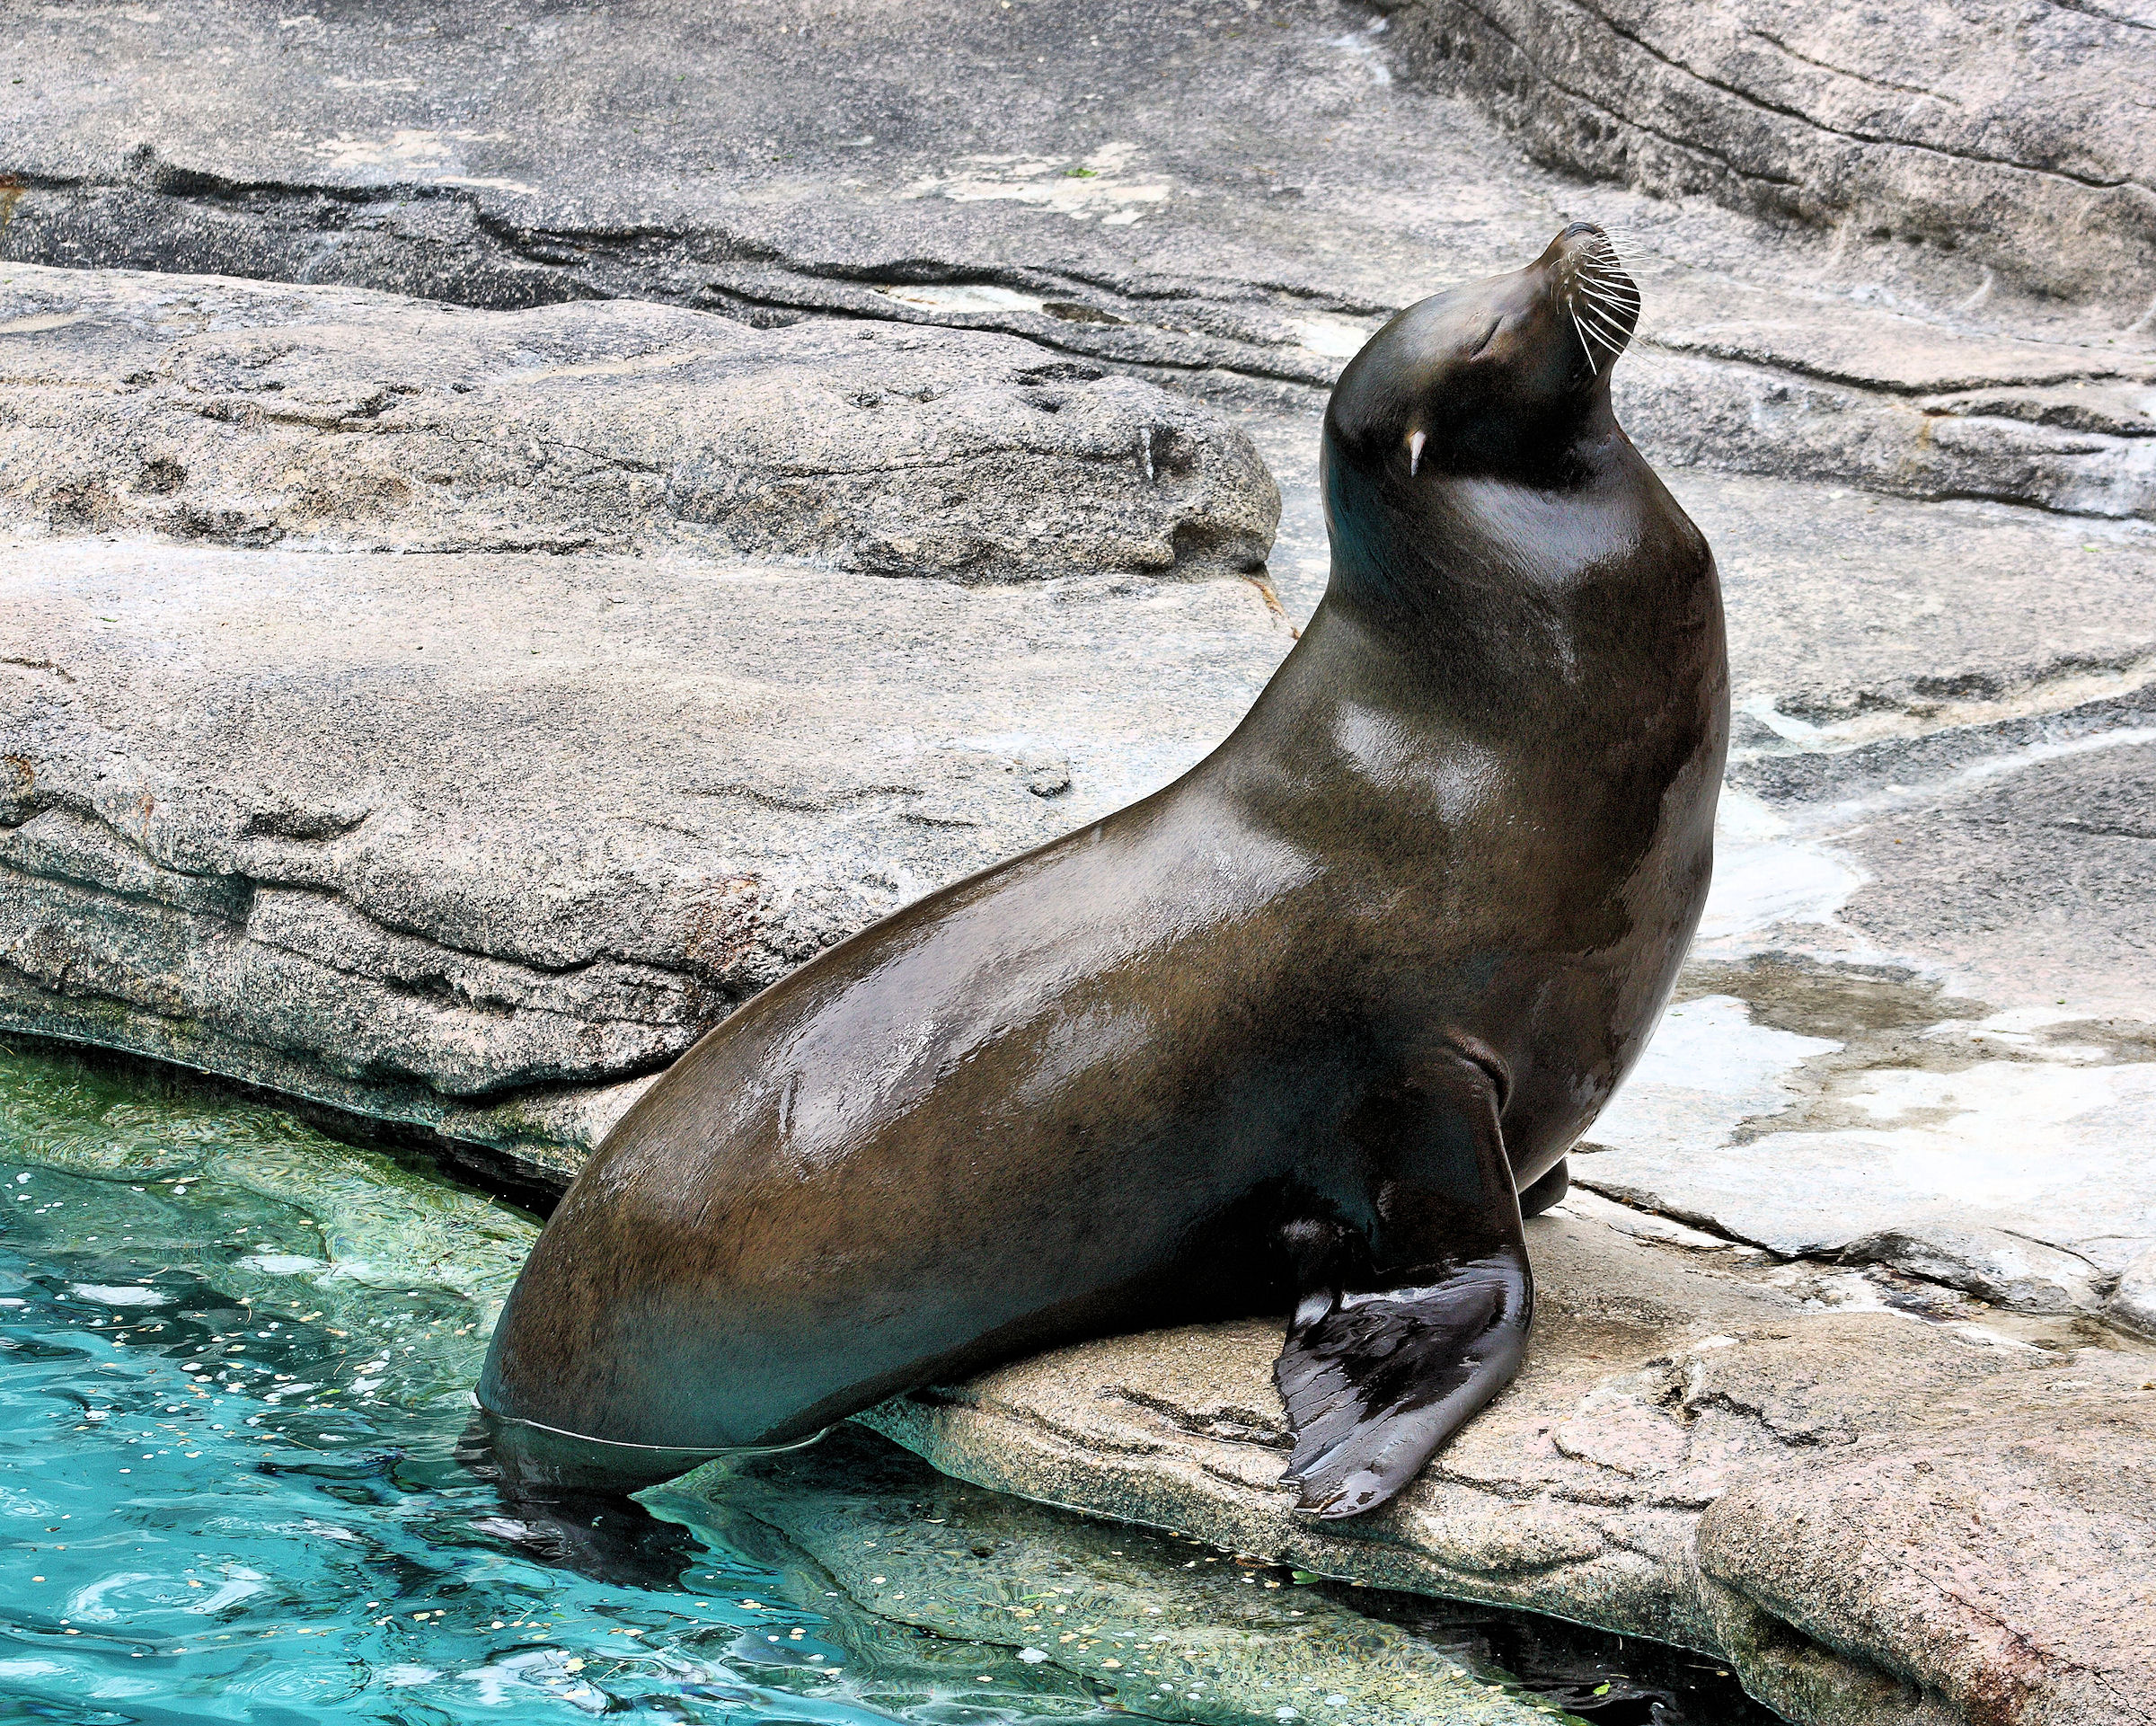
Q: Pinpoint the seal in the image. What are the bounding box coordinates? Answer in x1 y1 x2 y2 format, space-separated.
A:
479 225 1727 1519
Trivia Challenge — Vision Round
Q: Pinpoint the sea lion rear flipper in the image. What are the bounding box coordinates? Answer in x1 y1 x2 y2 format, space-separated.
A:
1519 1155 1569 1219
1273 1047 1533 1520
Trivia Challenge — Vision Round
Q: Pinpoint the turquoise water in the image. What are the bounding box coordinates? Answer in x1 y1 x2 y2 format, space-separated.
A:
0 1041 1769 1726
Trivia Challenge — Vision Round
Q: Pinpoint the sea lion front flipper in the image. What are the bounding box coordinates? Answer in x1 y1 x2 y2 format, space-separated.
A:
1274 1048 1533 1520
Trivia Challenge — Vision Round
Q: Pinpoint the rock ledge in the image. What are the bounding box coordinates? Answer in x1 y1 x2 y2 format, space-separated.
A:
863 1198 2156 1726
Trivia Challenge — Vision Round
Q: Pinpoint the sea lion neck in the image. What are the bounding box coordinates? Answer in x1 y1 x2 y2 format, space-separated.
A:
1316 412 1653 637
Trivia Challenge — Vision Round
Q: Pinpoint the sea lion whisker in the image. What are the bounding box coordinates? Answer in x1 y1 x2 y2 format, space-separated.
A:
1571 279 1639 316
1569 309 1601 374
1566 284 1610 323
1570 295 1631 338
1577 252 1624 283
1572 304 1628 351
1568 294 1615 337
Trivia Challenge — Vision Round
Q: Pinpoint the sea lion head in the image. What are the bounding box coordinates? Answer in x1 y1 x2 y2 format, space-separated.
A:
1323 224 1640 497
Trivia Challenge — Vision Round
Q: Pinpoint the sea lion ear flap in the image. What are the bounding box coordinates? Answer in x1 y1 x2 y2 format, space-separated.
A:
1272 1049 1533 1519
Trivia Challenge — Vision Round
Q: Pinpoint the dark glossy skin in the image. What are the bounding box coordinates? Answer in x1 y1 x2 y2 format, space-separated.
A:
479 226 1728 1518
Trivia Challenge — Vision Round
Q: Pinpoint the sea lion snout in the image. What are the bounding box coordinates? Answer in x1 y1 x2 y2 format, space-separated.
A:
1479 223 1640 389
1538 223 1641 377
1327 225 1641 486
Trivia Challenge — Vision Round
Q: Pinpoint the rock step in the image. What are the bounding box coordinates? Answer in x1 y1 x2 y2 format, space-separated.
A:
0 532 1293 1182
0 261 1286 1185
0 265 1277 581
860 1200 2156 1726
4 0 2151 519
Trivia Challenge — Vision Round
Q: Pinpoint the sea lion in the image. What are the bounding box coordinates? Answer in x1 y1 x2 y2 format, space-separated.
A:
479 224 1727 1519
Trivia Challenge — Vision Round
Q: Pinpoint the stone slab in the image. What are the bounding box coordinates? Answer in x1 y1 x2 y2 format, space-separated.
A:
861 1203 2156 1726
0 261 1289 1181
0 263 1277 580
1236 405 2156 688
1825 739 2156 1018
0 533 1291 1182
1689 479 2156 748
4 0 2152 518
1583 732 2156 1323
1695 1393 2156 1726
1387 0 2156 306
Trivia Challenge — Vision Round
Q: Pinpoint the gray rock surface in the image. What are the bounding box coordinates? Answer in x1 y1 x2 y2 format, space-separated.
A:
6 4 2156 1719
0 266 1290 1182
4 0 2152 520
0 532 1289 1181
862 1199 2156 1726
1386 0 2156 306
1686 478 2156 746
1830 739 2156 1016
1694 1393 2156 1726
0 264 1276 580
2114 1249 2156 1338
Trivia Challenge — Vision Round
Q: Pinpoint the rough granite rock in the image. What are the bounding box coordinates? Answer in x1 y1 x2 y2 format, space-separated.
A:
1828 740 2156 1018
1577 982 2156 1306
12 372 2154 1199
1676 478 2156 748
4 0 2152 519
859 1199 2156 1726
4 4 2155 1716
1695 1396 2156 1726
2113 1249 2156 1338
0 264 1277 580
1385 0 2156 306
1613 339 2156 525
0 267 1289 1179
0 533 1290 1182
